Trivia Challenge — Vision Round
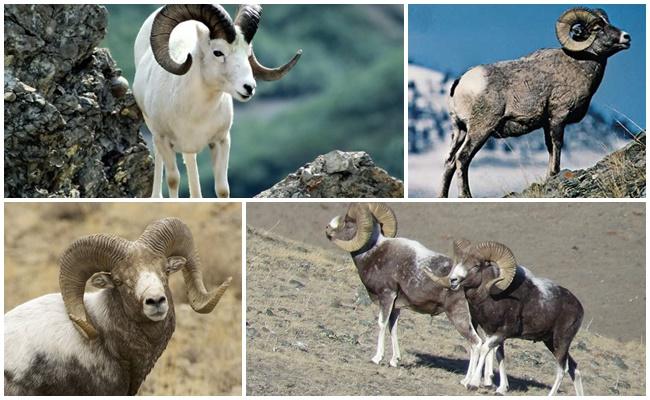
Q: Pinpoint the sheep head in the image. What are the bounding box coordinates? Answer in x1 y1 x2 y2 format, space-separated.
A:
150 4 301 102
326 203 397 252
555 7 630 57
59 218 232 340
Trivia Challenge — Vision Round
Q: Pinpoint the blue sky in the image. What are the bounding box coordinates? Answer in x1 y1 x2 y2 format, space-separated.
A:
409 4 646 127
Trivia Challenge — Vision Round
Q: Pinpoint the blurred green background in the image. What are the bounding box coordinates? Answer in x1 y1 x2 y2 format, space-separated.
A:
102 4 404 197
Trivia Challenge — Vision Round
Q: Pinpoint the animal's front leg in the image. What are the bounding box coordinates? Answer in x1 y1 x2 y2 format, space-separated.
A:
183 153 203 198
388 308 401 367
151 144 164 198
210 135 231 198
444 299 482 387
482 347 496 388
546 125 565 177
154 136 180 198
468 336 499 389
371 292 396 365
495 343 509 395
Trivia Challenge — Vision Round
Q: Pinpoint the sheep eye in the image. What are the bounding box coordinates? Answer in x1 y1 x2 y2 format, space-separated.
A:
213 50 224 57
113 278 123 286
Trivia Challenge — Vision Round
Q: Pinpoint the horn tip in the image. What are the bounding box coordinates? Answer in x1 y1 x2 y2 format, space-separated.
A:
296 49 303 55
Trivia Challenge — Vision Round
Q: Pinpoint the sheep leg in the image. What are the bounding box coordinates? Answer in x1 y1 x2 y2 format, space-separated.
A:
388 308 401 367
151 144 164 198
567 354 584 396
468 336 499 389
444 298 482 387
209 136 231 198
183 153 202 198
544 125 565 177
440 124 465 197
371 292 396 365
455 132 490 198
154 136 180 198
482 346 496 387
495 343 509 395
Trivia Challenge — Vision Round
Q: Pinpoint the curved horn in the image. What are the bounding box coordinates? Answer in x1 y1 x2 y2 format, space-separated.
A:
137 218 231 313
332 204 373 252
452 238 471 264
472 241 518 293
59 234 131 340
235 4 262 43
423 268 451 289
367 203 397 238
150 4 236 75
555 7 600 52
250 48 302 81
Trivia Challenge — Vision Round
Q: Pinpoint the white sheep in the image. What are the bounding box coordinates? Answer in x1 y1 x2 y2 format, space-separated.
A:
4 218 232 395
133 4 301 198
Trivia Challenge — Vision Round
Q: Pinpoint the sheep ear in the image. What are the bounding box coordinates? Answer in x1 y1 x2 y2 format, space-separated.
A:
90 272 115 289
166 256 187 275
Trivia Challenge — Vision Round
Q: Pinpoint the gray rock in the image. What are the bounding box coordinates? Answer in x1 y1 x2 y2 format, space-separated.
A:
506 133 645 198
255 150 403 198
4 5 152 197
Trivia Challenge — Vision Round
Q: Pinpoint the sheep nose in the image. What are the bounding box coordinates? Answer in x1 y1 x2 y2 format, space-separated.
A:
243 83 255 95
145 296 167 307
621 32 631 43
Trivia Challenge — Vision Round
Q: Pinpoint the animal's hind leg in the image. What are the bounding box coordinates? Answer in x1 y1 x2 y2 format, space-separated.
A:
210 135 231 198
444 297 482 387
371 292 396 365
440 122 465 197
495 343 509 395
455 131 490 198
183 153 202 198
151 144 164 198
388 308 401 367
567 354 583 395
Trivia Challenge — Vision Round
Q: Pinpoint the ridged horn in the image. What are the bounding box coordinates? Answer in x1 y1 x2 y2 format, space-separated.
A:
367 203 397 238
472 241 518 293
452 238 471 264
555 7 601 52
423 268 451 289
150 4 236 75
332 204 374 252
234 4 261 43
59 234 131 340
137 218 231 313
250 48 302 81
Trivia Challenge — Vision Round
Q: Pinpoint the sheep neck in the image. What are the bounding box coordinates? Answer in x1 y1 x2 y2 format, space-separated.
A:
99 289 176 395
565 50 607 93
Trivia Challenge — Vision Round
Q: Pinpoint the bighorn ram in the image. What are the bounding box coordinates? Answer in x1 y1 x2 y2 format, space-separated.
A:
133 4 301 198
441 7 631 197
427 240 584 395
325 203 497 387
4 218 232 395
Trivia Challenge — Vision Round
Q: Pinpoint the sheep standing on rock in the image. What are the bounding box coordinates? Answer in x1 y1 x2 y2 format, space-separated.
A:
427 240 584 395
325 204 497 388
441 7 631 197
133 4 301 198
4 218 232 395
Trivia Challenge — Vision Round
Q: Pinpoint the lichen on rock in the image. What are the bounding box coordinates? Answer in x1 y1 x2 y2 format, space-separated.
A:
255 150 404 198
4 4 152 198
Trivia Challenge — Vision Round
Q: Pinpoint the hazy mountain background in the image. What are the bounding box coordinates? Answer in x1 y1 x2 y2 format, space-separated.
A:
102 5 404 197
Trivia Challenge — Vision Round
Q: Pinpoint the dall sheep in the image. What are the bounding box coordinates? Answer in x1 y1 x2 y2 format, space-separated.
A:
427 240 584 395
441 7 631 197
133 4 301 198
325 203 497 387
4 218 232 395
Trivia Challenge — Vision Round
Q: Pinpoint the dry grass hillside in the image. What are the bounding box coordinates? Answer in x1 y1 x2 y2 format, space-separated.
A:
4 203 242 395
246 203 645 395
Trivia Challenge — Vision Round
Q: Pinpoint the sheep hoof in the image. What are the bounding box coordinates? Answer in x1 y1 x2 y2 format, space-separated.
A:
495 388 508 396
371 356 382 365
467 385 478 391
389 359 400 367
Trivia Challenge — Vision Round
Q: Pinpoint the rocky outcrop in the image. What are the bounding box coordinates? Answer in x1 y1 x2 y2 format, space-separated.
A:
506 133 646 198
255 150 404 198
4 4 152 198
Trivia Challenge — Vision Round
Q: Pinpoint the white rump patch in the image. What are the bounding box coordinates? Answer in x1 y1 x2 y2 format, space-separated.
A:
451 66 488 121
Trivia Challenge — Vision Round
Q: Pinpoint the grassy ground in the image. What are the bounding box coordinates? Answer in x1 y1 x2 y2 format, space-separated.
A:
246 203 646 395
4 203 242 395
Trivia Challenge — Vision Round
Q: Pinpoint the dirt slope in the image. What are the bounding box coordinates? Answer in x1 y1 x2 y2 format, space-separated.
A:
246 203 645 395
4 203 242 395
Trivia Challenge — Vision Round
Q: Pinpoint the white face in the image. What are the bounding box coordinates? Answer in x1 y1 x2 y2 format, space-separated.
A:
448 263 469 290
201 31 256 102
328 216 342 230
135 271 169 321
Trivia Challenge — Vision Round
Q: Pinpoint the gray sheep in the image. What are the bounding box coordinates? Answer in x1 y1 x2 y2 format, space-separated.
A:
441 7 631 197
